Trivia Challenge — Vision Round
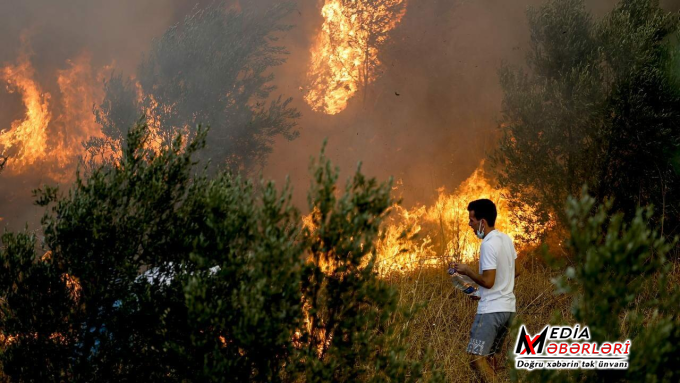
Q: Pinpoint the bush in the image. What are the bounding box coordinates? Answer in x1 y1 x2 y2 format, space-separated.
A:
534 190 680 382
0 122 436 382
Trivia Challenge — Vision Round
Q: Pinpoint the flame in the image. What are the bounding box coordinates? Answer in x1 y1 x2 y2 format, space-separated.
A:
373 163 545 275
305 0 407 114
54 52 106 169
304 162 547 276
134 81 189 156
0 43 169 175
0 52 52 172
0 48 107 177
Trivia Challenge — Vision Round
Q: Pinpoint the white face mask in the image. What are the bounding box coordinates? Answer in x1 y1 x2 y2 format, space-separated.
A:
476 221 485 239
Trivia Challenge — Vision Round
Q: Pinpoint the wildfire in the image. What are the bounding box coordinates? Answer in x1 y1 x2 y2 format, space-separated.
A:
0 52 51 172
305 162 545 277
0 49 105 178
305 0 407 114
374 163 544 275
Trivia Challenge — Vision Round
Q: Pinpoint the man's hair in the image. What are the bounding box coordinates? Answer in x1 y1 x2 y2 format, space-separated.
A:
467 199 497 226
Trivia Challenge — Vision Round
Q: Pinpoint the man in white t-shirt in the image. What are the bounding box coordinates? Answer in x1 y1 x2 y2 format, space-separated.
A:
453 199 522 383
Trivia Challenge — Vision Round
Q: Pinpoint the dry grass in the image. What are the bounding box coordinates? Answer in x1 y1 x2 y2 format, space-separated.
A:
384 254 565 382
384 247 680 382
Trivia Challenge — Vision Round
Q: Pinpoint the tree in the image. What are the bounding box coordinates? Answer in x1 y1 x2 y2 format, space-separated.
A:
493 0 680 234
305 0 406 113
292 143 431 382
88 1 301 172
531 190 680 382
0 122 437 382
340 0 406 104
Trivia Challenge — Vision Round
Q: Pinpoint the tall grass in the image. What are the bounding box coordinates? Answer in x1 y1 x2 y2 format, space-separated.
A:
384 246 680 382
384 254 564 382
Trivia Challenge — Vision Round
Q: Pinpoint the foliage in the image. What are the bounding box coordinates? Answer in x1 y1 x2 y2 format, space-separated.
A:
0 122 435 382
87 1 301 171
535 190 680 382
493 0 680 234
294 143 433 382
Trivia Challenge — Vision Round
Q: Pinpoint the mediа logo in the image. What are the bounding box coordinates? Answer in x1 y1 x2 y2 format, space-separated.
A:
514 324 630 370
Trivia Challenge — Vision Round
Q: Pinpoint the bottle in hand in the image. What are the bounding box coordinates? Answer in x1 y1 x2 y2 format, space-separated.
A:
448 266 479 295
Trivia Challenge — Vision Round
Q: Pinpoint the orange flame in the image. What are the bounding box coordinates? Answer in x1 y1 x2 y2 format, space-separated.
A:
0 49 107 178
54 52 106 170
0 52 51 172
374 163 545 275
305 162 547 276
305 0 407 114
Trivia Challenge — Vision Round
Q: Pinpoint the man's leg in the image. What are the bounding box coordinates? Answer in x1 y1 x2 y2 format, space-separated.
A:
469 354 495 383
488 312 515 372
467 314 498 383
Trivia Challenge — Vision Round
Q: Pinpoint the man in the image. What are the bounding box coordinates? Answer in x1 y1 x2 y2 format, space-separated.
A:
453 199 521 382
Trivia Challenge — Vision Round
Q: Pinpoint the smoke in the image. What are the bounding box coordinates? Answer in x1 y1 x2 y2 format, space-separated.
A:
263 0 679 208
0 0 677 229
264 0 543 207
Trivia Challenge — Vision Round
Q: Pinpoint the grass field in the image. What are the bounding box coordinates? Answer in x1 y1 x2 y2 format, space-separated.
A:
385 250 680 382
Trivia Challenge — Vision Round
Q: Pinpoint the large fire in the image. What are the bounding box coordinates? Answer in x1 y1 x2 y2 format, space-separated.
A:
0 49 104 178
0 52 51 172
373 163 541 276
305 0 407 115
305 163 543 277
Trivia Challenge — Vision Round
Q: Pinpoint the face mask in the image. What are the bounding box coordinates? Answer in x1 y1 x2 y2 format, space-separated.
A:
476 221 485 239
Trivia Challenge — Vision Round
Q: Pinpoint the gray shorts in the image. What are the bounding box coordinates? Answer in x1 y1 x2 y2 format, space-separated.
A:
467 312 514 356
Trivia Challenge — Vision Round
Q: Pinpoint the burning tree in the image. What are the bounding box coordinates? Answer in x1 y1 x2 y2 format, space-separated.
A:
88 1 300 172
306 0 407 114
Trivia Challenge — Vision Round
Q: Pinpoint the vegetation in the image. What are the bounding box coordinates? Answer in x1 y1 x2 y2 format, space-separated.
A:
0 122 436 382
529 190 680 382
87 2 300 171
493 0 680 235
2 0 680 382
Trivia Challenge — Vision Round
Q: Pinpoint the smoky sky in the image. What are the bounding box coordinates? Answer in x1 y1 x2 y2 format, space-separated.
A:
0 0 679 229
264 0 679 207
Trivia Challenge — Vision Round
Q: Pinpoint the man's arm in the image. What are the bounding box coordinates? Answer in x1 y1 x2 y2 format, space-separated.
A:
453 264 496 289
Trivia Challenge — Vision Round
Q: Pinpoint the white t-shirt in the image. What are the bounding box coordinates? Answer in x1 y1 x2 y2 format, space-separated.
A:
477 230 517 314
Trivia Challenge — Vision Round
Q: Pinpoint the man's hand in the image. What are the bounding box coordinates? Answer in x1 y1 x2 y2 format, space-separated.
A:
453 262 496 289
452 263 473 277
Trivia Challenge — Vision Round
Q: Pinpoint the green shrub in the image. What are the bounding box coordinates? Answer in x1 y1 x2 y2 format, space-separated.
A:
0 122 436 382
534 190 680 382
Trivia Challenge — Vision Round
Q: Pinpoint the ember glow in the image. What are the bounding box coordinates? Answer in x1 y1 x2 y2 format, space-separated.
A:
305 0 407 115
